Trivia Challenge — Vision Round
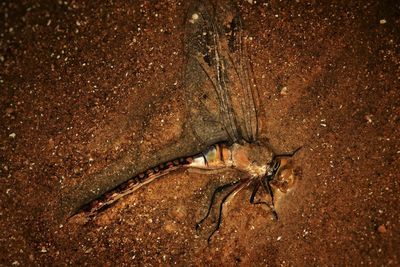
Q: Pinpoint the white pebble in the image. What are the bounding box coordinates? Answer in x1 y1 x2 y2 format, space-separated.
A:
189 13 199 24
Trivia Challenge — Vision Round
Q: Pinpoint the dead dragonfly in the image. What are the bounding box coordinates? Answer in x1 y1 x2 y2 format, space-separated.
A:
70 0 301 242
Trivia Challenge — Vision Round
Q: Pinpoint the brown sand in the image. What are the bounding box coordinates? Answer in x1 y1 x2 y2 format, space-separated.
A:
1 1 399 266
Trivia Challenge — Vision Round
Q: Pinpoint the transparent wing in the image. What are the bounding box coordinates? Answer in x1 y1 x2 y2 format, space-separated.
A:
223 11 261 142
184 0 260 145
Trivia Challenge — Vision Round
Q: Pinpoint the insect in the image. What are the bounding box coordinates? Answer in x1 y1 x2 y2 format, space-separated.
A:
69 0 301 242
182 0 301 241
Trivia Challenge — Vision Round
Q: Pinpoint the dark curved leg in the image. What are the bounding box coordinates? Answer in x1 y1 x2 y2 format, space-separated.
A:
207 181 248 243
261 176 278 220
196 180 241 230
249 181 260 204
250 179 278 220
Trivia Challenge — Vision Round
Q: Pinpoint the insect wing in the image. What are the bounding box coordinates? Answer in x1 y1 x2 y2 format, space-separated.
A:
184 0 260 144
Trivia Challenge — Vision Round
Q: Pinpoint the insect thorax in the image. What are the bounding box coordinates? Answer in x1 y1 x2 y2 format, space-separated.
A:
189 142 274 178
230 142 274 177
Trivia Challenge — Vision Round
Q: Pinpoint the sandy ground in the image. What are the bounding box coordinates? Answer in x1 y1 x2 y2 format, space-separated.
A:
1 0 399 266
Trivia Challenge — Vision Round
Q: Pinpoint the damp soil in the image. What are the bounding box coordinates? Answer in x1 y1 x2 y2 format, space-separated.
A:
1 1 399 266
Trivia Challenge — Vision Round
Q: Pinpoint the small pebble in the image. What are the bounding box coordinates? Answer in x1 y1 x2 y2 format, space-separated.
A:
189 13 199 24
280 86 288 96
379 19 386 24
377 224 387 234
364 114 373 123
164 221 178 233
9 133 16 138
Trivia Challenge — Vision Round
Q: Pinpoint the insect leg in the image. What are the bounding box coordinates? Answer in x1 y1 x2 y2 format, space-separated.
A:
207 180 249 243
261 175 279 220
196 180 241 230
249 180 260 204
249 179 278 220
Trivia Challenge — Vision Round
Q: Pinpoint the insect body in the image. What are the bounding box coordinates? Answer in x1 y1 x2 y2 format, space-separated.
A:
71 0 301 242
183 0 301 241
75 139 299 242
78 142 273 217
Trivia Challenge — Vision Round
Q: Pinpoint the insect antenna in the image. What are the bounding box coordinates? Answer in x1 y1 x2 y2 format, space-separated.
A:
273 146 302 159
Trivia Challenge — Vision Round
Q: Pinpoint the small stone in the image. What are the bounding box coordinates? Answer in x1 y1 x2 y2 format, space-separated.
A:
377 224 387 234
164 221 178 233
9 133 16 138
280 86 288 96
379 19 386 24
73 167 81 174
189 13 199 24
364 114 373 123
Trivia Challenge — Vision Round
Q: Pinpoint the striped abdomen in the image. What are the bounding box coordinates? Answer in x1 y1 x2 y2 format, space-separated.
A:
77 144 229 217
